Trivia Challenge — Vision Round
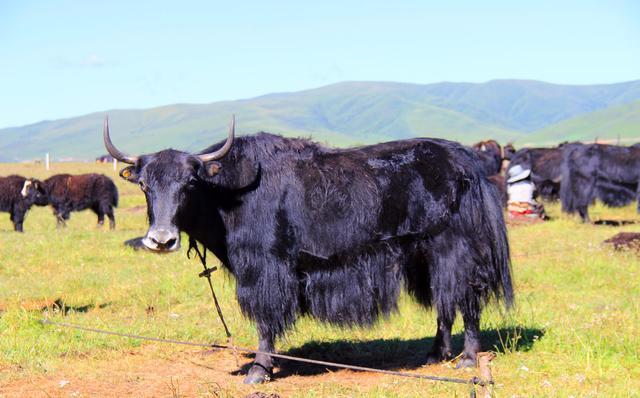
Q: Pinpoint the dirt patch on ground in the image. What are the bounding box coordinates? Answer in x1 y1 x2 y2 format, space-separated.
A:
603 232 640 251
122 205 146 213
0 345 471 397
506 216 545 227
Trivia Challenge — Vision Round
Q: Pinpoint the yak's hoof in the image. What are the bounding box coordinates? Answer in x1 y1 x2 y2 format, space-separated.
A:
243 365 272 384
456 357 477 369
425 351 450 365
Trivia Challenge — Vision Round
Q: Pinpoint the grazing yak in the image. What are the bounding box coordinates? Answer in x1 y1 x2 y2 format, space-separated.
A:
560 143 640 222
104 116 513 384
41 174 119 229
0 175 48 231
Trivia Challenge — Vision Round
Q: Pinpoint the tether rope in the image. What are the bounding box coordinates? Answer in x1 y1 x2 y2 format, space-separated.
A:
39 319 485 386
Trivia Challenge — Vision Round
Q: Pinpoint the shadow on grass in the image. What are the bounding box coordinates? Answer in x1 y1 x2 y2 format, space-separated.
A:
51 299 110 315
592 219 638 226
233 326 544 378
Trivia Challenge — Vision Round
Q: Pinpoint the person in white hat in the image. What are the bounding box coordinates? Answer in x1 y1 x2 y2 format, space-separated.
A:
506 164 547 219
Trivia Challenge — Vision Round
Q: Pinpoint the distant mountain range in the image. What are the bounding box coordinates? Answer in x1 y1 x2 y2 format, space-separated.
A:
1 79 640 161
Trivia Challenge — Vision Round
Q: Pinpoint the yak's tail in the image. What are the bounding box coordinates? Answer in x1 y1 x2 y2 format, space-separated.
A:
111 180 119 208
458 173 513 308
479 176 514 307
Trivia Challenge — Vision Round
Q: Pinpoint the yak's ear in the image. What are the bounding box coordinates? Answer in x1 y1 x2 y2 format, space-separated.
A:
34 181 45 193
119 166 138 182
202 161 222 177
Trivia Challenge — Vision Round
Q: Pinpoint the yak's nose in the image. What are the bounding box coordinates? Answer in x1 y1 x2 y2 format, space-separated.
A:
143 228 180 252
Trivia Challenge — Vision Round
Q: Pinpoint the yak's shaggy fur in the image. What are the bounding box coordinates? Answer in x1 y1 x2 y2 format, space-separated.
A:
120 132 513 382
0 175 47 231
561 143 640 222
42 173 119 228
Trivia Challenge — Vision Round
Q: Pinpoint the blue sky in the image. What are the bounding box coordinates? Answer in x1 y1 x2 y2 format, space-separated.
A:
1 0 639 128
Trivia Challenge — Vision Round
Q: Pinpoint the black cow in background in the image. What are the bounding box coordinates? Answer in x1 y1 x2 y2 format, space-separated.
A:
560 143 640 222
41 174 119 229
508 146 567 201
471 140 503 176
0 175 47 231
104 116 513 384
471 140 516 177
502 143 516 161
471 140 514 206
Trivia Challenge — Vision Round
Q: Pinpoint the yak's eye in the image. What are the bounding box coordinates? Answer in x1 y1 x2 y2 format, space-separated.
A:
188 176 198 186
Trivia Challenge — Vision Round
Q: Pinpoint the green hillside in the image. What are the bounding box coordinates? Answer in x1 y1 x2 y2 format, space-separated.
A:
1 79 640 161
526 100 640 145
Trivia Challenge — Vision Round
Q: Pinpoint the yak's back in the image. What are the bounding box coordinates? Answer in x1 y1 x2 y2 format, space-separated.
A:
291 138 479 256
44 173 116 206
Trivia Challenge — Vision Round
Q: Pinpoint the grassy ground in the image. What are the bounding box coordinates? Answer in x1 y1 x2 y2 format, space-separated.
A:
0 162 639 397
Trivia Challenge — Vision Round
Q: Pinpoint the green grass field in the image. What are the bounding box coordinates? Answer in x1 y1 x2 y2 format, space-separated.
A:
1 162 639 397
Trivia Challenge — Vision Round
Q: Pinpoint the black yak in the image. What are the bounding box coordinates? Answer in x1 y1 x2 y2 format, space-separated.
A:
502 143 516 161
0 175 47 231
471 140 503 176
471 140 513 206
104 116 513 384
560 143 640 222
96 154 115 163
508 146 567 201
41 174 119 229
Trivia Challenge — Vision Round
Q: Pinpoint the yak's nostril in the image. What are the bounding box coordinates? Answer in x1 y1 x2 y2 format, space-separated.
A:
149 231 178 249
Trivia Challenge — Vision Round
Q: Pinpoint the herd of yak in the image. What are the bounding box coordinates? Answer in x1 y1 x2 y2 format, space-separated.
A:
474 139 640 222
0 173 118 231
2 119 640 384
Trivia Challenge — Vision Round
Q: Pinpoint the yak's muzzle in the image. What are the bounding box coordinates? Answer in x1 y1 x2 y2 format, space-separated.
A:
142 228 181 252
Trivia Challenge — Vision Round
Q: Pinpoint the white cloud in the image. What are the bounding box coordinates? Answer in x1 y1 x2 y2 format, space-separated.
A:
80 54 106 67
51 54 109 69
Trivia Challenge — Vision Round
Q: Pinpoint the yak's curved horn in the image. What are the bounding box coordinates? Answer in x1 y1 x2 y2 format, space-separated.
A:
103 115 138 164
198 115 235 162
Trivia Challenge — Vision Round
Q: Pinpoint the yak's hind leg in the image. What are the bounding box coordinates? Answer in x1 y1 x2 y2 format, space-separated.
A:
417 238 459 365
96 202 115 229
422 230 484 368
457 297 481 368
92 204 105 227
106 206 115 230
405 243 455 364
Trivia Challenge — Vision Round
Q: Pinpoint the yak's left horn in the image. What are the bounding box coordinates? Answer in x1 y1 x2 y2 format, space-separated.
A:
198 115 235 162
103 115 138 164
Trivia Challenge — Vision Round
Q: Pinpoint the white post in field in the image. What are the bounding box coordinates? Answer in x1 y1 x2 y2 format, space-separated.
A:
45 153 50 170
113 158 117 171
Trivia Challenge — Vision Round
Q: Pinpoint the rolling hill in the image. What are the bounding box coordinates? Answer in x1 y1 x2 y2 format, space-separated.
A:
524 100 640 145
1 79 640 161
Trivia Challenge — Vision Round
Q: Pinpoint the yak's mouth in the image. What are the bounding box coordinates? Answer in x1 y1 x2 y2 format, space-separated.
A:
142 230 181 253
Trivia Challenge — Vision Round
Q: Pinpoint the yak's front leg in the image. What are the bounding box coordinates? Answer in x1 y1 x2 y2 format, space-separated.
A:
244 328 274 384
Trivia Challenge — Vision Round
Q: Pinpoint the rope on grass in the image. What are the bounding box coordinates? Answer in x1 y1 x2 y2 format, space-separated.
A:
39 318 488 387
